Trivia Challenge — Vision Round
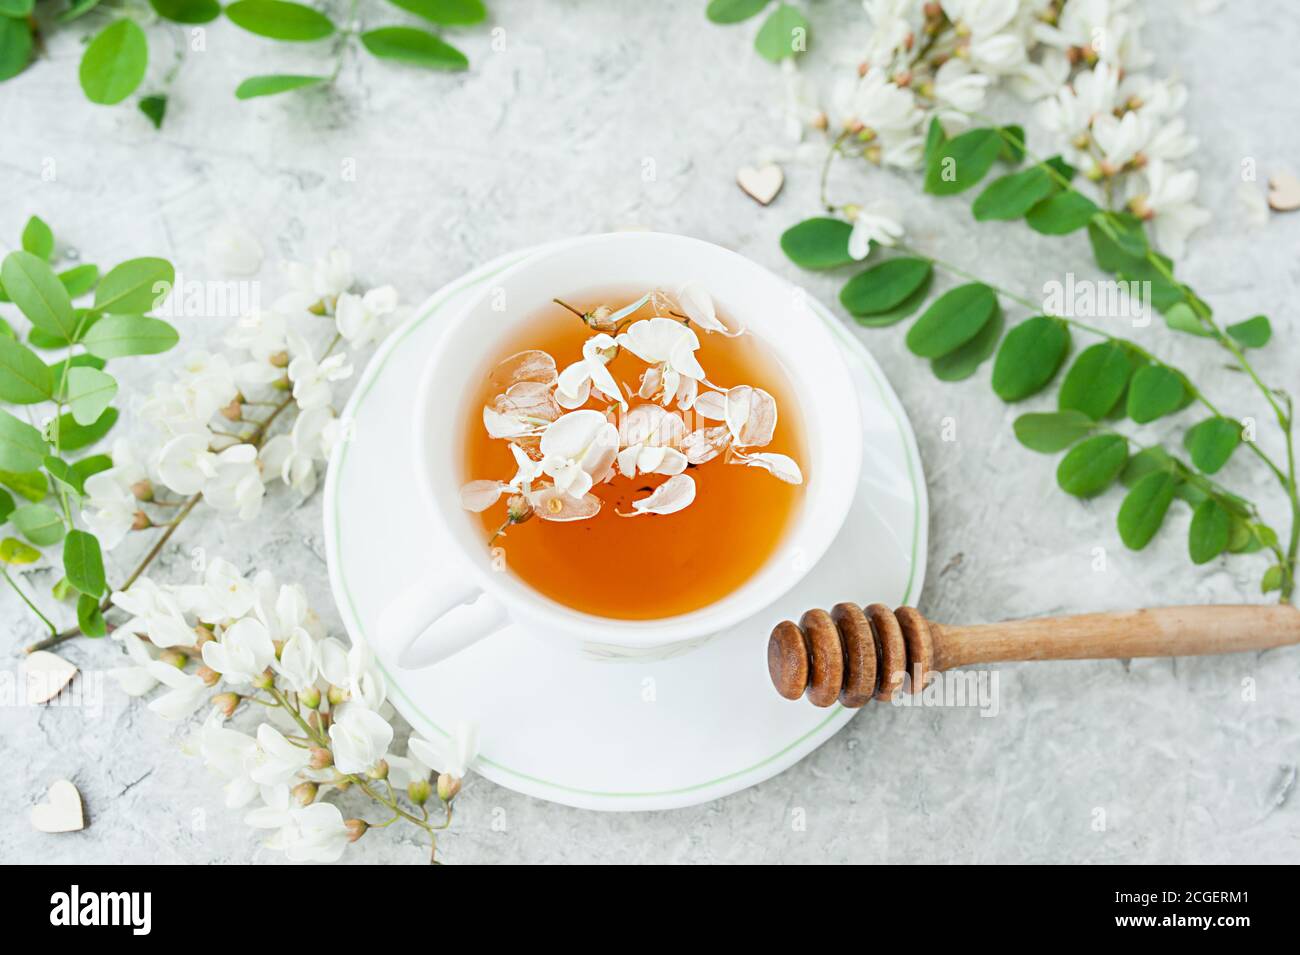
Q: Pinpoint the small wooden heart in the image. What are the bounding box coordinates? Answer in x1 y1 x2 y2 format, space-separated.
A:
737 164 784 206
1267 171 1300 212
23 650 78 704
31 779 85 833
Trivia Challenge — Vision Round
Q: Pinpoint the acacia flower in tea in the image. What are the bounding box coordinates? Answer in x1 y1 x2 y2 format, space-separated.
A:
460 285 804 544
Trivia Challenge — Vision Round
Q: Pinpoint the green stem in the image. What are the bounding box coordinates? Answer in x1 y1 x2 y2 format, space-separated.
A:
3 566 58 636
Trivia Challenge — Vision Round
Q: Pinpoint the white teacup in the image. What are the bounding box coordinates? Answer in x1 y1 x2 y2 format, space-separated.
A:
379 232 862 666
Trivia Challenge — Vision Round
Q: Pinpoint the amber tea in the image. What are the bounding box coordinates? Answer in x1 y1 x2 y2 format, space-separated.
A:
458 286 807 620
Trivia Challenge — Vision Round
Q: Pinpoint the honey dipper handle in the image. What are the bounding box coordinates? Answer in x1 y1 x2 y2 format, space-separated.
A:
933 604 1300 670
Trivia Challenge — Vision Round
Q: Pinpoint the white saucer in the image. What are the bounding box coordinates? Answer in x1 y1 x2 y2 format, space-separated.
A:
323 240 928 811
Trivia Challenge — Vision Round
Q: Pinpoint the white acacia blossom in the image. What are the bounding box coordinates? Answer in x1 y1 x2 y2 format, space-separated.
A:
784 0 1206 256
110 561 475 863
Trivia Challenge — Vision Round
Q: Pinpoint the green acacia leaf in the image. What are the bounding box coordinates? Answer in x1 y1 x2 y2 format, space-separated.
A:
79 19 148 105
1013 410 1094 453
94 257 174 314
1056 434 1128 498
931 306 1003 382
754 3 808 62
67 367 118 426
840 257 932 316
0 536 40 565
1162 302 1207 337
706 0 766 23
1117 469 1180 550
384 0 486 25
235 74 329 99
226 0 335 40
1058 341 1133 421
972 166 1055 221
0 15 34 82
1025 190 1099 235
780 218 854 270
1226 314 1271 348
50 407 119 452
82 315 179 359
1126 364 1186 423
2 251 77 343
1183 417 1241 475
924 128 1002 196
60 0 101 21
991 316 1070 401
905 282 997 359
0 336 54 404
149 0 220 22
0 0 36 17
58 264 100 299
0 410 46 472
1188 499 1231 565
44 456 79 496
139 94 168 129
923 117 946 170
360 27 469 70
853 271 933 327
71 454 113 488
0 487 12 522
49 353 107 401
0 468 47 502
1261 565 1284 593
997 124 1025 164
78 592 108 637
1088 212 1150 274
21 216 54 261
12 502 64 546
64 528 106 597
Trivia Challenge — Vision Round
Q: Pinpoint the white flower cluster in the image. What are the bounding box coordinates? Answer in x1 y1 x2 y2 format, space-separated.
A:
81 251 406 552
109 558 477 863
460 285 803 537
785 0 1207 257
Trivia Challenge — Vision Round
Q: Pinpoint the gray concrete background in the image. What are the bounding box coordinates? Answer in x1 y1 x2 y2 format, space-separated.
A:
2 0 1298 863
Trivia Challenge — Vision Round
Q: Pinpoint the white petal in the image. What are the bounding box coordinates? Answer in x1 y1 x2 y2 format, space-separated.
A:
625 474 696 516
677 282 727 333
459 480 506 512
692 390 727 421
736 451 803 484
529 485 602 522
540 410 608 459
489 350 558 390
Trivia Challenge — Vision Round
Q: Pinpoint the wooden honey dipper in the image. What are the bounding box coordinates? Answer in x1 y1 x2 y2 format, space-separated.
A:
768 603 1300 707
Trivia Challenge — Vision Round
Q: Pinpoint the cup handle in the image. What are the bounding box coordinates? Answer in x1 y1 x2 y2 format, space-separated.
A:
378 575 508 669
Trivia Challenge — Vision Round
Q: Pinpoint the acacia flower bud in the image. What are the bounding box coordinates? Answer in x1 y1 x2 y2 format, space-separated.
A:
291 781 318 806
327 684 348 706
270 350 290 368
811 111 828 131
506 494 534 525
437 773 462 802
219 397 242 421
273 376 292 391
193 624 215 648
212 692 240 718
309 747 334 770
308 300 327 316
345 819 368 842
197 665 220 687
299 686 321 709
856 61 869 77
159 648 187 669
272 639 286 659
132 510 152 531
253 667 275 690
367 759 389 781
130 479 154 502
408 778 432 806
